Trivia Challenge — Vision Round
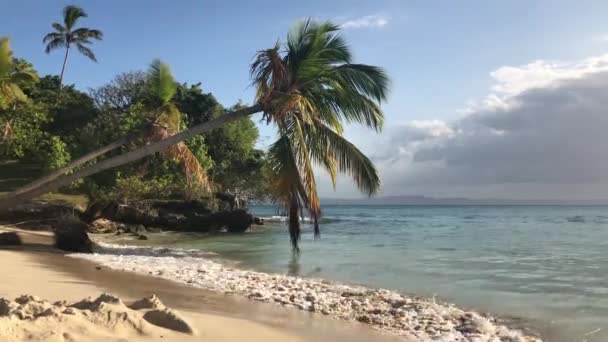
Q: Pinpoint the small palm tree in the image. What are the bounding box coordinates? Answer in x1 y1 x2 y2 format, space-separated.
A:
143 59 211 196
252 20 388 251
0 38 37 109
0 37 38 146
43 5 103 88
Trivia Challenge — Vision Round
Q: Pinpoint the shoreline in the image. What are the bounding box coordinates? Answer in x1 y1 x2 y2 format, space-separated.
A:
71 236 542 341
0 227 404 342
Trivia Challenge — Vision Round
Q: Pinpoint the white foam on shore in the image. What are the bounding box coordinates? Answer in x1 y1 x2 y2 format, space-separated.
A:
69 242 542 342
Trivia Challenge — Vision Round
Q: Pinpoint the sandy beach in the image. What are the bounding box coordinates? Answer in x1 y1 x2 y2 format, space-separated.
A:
0 227 404 341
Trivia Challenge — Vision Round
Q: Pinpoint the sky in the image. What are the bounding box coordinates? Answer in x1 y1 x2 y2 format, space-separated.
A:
4 0 608 199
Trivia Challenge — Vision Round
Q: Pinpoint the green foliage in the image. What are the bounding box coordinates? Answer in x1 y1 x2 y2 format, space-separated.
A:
111 174 183 202
28 75 99 136
0 101 48 158
37 136 71 171
173 83 220 126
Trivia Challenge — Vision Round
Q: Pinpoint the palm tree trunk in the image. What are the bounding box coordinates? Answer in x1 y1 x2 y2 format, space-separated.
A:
0 104 263 211
59 45 70 89
12 135 131 195
288 196 300 253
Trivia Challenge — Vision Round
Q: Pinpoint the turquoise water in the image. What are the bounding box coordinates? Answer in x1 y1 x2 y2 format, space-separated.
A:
122 205 608 341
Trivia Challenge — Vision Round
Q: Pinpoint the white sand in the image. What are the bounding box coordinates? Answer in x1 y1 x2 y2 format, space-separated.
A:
0 249 303 342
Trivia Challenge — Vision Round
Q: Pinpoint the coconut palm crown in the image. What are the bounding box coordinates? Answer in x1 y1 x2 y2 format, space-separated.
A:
143 59 211 197
251 19 389 252
43 5 103 88
0 37 38 109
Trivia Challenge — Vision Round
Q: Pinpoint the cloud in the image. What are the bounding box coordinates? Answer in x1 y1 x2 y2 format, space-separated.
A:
369 54 608 199
341 14 389 29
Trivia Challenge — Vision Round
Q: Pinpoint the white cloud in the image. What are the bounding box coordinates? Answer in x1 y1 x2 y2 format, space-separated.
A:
367 54 608 199
341 14 389 29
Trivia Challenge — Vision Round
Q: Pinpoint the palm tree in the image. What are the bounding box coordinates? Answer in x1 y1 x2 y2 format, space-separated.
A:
252 20 387 251
142 59 211 196
0 37 38 147
0 20 388 252
43 5 103 88
0 38 37 109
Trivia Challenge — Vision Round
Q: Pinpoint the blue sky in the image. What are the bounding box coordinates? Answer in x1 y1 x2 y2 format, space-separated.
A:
4 1 608 199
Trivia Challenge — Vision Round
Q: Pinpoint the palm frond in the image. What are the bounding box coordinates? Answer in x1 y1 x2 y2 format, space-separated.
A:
307 122 380 195
44 37 67 53
43 32 64 44
51 22 66 33
147 59 177 104
0 38 36 109
63 5 88 30
75 43 97 62
72 28 103 40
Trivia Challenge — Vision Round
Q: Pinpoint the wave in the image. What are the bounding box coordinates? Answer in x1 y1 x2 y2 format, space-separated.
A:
260 216 342 224
93 240 217 258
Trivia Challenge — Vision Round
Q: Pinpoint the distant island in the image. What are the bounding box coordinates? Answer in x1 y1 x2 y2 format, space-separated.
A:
321 195 608 206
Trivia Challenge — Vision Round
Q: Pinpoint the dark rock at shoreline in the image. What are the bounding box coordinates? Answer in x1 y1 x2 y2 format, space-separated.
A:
53 217 93 253
87 199 255 234
0 232 21 245
186 209 253 233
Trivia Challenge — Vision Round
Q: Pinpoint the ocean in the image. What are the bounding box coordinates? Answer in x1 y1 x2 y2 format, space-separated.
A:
98 205 608 341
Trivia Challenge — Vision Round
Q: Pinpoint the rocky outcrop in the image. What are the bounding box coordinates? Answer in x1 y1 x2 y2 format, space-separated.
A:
84 200 258 234
0 232 21 245
53 217 93 253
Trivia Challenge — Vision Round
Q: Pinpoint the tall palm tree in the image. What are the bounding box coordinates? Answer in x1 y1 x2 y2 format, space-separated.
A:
0 38 37 109
0 20 389 252
43 5 103 88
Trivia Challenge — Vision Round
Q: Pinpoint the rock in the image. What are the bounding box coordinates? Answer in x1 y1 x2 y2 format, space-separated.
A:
0 232 21 245
137 234 148 240
53 216 93 253
357 315 371 323
88 218 117 234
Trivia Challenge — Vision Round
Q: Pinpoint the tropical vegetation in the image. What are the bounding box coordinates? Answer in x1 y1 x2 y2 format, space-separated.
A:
0 7 389 252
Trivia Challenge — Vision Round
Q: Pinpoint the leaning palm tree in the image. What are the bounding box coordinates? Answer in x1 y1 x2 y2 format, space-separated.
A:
43 5 103 88
0 20 388 252
252 20 387 251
